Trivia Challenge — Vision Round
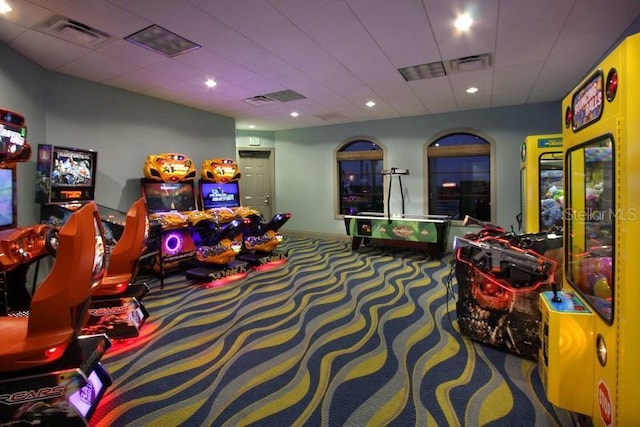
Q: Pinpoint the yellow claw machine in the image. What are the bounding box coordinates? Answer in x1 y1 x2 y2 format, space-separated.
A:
539 32 640 426
520 134 563 233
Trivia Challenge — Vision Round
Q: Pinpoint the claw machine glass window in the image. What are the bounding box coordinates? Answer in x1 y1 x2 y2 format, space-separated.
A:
539 152 564 230
566 136 614 323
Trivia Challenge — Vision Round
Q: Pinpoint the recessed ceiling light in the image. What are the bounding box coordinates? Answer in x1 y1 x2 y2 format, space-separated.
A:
454 13 473 31
0 0 13 13
205 78 217 88
466 86 479 94
366 101 376 107
290 112 299 117
248 124 255 129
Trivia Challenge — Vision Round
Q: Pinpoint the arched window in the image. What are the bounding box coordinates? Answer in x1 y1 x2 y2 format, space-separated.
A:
336 139 384 215
427 132 492 221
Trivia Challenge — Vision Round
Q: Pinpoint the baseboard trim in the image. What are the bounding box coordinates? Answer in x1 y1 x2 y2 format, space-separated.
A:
283 230 350 242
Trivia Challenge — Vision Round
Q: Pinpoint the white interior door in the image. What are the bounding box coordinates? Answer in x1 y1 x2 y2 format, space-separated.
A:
237 149 274 220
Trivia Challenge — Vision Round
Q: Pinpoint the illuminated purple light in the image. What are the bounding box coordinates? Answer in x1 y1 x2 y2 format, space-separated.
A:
163 231 184 255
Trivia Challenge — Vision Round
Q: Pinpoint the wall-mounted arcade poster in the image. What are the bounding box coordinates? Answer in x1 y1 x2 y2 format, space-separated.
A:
35 144 97 205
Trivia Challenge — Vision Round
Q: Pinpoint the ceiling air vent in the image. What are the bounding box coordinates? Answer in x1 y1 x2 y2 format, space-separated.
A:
263 89 306 102
245 90 306 106
315 113 346 121
244 96 279 106
398 61 446 81
445 53 493 73
35 15 112 48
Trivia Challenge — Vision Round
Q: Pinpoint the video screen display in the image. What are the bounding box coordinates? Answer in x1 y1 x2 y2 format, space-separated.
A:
36 145 98 204
200 181 241 209
142 180 197 214
0 167 16 231
50 147 95 187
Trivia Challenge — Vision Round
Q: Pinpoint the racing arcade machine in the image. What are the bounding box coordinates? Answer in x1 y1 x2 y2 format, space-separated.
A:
198 158 291 268
141 153 215 283
80 198 150 340
185 160 249 283
0 109 111 424
539 33 640 426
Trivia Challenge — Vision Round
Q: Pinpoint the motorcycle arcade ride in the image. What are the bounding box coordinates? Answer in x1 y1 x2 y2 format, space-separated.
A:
80 198 150 341
454 216 562 360
193 158 292 274
185 158 255 283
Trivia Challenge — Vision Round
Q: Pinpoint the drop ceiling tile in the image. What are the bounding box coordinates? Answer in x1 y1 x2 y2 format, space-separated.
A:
0 0 56 27
57 51 140 82
9 29 90 69
56 0 149 37
187 0 284 30
347 0 440 67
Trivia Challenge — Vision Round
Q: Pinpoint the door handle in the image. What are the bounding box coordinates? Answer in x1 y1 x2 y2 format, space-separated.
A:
265 195 270 205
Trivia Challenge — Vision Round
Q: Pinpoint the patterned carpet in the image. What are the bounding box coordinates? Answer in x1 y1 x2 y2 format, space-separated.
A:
90 237 571 427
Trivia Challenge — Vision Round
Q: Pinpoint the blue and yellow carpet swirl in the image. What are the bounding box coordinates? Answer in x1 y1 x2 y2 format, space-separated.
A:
91 237 571 426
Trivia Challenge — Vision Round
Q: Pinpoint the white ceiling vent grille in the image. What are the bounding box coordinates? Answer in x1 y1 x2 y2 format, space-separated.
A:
245 90 306 106
245 95 279 106
263 89 306 102
315 113 346 121
35 15 112 48
445 53 493 73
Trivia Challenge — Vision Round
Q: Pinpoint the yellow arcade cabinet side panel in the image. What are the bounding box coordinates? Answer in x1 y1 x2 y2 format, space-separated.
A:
520 134 563 233
540 32 640 426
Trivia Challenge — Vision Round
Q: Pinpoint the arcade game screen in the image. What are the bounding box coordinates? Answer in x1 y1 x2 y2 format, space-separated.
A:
0 166 16 231
200 181 241 210
142 180 197 214
36 145 98 204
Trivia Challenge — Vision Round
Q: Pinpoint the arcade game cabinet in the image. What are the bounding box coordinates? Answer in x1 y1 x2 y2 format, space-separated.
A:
454 216 561 360
198 158 292 268
141 153 214 279
539 32 640 426
185 159 249 283
519 134 564 233
0 109 111 425
80 198 151 340
36 145 149 340
36 144 98 220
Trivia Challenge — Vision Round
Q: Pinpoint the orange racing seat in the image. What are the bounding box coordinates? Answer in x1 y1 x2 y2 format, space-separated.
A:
0 202 106 372
93 198 148 297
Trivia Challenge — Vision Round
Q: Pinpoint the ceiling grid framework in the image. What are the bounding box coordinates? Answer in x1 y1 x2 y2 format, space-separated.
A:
0 0 639 131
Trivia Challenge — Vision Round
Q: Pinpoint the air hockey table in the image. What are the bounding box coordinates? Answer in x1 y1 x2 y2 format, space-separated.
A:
344 212 451 258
